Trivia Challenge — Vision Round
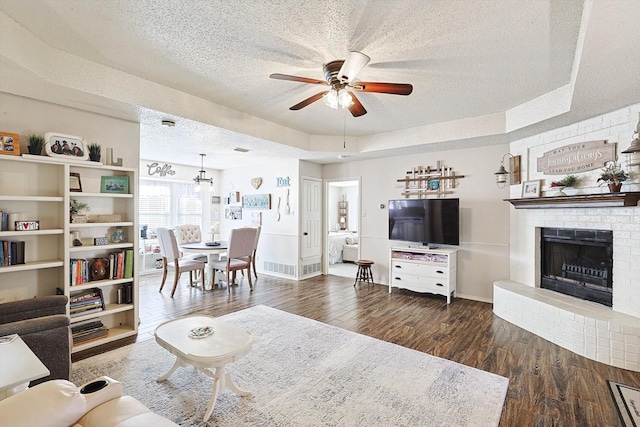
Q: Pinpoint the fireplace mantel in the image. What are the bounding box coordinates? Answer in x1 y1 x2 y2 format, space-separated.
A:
505 192 640 209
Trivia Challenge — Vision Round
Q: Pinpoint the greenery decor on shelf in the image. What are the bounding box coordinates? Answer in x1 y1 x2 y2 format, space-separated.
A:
27 134 45 155
597 161 629 186
70 198 90 215
87 143 101 162
551 175 578 188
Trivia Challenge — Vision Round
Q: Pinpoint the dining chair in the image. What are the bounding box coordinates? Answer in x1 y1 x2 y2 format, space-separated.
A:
239 226 261 280
250 225 261 279
175 224 208 262
156 227 206 298
209 227 257 294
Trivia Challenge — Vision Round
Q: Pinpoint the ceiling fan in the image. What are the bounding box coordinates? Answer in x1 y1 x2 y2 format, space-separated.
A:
269 51 413 117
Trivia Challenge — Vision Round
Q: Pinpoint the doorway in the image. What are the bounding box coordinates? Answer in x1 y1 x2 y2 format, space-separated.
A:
325 179 360 278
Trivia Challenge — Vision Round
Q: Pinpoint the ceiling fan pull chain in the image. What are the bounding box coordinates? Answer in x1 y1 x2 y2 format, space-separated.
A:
343 110 347 149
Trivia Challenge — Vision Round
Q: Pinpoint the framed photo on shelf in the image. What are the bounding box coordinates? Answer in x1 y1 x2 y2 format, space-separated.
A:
70 172 82 192
0 131 20 156
44 132 89 161
101 176 129 194
522 180 541 198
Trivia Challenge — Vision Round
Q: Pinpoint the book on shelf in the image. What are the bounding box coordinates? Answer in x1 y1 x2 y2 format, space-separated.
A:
69 287 105 317
108 249 134 280
125 283 133 304
0 240 25 266
71 318 104 333
124 249 134 278
0 211 7 231
70 258 90 285
72 326 108 344
70 306 103 318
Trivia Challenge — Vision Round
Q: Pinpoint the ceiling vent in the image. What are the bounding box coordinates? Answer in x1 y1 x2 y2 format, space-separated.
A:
161 120 175 127
234 147 250 152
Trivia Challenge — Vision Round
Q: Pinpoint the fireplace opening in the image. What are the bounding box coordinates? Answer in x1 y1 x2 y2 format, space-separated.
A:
540 228 613 307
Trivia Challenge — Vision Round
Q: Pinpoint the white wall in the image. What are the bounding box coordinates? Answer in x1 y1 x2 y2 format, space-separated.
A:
323 144 511 302
220 159 301 278
1 92 139 166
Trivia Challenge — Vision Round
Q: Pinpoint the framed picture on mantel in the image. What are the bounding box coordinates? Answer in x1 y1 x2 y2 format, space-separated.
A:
522 180 541 198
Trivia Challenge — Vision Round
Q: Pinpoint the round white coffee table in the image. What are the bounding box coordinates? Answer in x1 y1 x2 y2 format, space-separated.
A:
154 315 253 421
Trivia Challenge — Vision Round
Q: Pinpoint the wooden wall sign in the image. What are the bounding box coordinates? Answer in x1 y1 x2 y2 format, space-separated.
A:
536 140 616 175
396 162 465 198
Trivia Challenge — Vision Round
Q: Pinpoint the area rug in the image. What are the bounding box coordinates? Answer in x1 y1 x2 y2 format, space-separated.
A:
609 380 640 426
72 305 509 426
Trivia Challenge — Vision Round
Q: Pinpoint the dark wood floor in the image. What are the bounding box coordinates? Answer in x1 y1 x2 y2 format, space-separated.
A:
75 272 639 426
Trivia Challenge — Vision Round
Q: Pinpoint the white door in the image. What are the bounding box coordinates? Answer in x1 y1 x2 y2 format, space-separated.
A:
301 178 322 260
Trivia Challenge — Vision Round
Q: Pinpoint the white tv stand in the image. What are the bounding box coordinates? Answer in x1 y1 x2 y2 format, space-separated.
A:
389 246 458 304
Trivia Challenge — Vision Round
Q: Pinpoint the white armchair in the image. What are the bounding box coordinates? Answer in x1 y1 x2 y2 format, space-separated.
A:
0 376 178 427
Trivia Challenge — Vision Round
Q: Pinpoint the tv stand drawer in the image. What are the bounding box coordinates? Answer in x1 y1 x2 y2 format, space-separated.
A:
392 261 448 279
391 274 447 293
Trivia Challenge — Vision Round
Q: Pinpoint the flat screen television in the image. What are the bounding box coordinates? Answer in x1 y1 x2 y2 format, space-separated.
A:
388 198 459 246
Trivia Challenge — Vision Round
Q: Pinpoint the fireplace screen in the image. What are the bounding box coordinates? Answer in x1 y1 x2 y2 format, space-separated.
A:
540 228 613 307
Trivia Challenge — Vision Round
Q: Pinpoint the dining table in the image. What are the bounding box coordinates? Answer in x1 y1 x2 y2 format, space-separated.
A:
180 241 229 289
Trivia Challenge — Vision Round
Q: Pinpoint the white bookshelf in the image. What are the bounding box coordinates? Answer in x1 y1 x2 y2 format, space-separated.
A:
0 155 138 353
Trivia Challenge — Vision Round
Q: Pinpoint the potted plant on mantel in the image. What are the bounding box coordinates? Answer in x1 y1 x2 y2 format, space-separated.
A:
597 161 629 192
27 134 45 155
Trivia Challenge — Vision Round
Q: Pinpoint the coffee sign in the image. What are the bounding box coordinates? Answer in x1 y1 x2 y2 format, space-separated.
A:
536 140 616 175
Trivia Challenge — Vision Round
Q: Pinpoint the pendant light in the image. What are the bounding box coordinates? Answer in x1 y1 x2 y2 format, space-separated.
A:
193 153 213 192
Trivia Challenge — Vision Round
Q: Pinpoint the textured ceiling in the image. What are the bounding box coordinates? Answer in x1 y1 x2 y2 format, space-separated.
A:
0 0 638 169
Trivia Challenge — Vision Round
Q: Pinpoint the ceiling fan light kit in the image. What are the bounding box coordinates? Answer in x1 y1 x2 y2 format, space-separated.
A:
270 51 413 117
322 87 353 110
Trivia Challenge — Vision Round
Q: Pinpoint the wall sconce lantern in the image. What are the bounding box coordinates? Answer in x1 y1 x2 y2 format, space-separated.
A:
494 153 522 188
621 114 640 166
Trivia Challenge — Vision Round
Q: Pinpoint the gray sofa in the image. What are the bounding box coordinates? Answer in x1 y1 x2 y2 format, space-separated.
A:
0 295 72 385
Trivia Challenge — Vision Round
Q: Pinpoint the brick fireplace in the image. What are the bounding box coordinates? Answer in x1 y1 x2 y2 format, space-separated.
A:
494 103 640 372
494 199 640 372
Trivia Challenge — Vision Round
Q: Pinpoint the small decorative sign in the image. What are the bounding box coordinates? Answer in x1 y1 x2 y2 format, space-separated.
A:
146 162 176 177
276 176 291 187
242 194 271 209
15 220 39 231
536 140 616 175
94 237 108 246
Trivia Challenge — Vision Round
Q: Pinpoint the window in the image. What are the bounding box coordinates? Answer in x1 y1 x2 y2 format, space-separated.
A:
139 180 202 233
176 183 202 226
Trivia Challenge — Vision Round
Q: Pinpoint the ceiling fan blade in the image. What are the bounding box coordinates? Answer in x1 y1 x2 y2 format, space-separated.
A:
269 73 328 86
353 82 413 95
348 93 367 117
337 51 370 83
290 91 328 110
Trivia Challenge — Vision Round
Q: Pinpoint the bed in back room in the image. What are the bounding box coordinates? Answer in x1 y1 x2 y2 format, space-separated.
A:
328 231 358 264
